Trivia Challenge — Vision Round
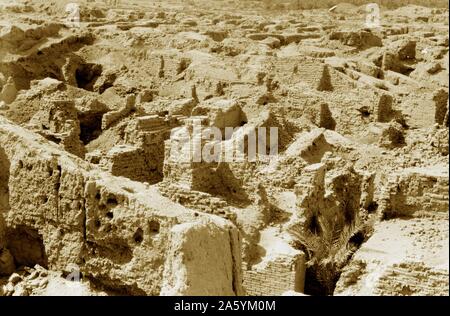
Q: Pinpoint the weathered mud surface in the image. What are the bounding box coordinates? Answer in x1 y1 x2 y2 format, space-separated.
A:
0 0 448 296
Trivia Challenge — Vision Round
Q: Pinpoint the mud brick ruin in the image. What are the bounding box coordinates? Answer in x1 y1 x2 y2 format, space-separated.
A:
0 0 448 296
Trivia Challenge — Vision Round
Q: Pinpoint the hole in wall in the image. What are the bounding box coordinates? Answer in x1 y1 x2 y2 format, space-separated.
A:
106 195 118 208
148 220 160 235
133 228 144 244
6 226 48 268
78 112 105 145
75 63 103 91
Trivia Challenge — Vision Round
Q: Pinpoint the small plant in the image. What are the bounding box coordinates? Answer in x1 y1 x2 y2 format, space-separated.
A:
289 214 372 295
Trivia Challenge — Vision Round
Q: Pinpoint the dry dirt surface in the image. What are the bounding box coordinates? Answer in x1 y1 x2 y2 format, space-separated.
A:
0 0 448 296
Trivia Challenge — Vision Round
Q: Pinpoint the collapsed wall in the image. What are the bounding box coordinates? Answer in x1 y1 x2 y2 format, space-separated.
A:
99 114 181 184
0 30 95 91
285 155 375 295
335 216 449 296
290 158 373 237
1 0 448 297
0 116 243 295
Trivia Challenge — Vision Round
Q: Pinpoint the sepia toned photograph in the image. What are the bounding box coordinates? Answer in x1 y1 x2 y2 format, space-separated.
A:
0 0 448 300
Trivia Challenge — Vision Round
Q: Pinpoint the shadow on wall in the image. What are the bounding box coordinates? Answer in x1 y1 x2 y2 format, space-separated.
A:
0 147 10 213
1 146 48 269
0 146 15 276
75 63 103 92
191 162 251 207
6 225 49 269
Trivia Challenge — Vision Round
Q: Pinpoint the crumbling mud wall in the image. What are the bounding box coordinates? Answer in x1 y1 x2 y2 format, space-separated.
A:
381 166 449 218
161 219 243 295
285 156 375 295
0 0 448 297
334 165 449 296
334 212 449 296
157 182 235 220
0 116 243 295
119 114 181 184
0 29 95 91
290 159 372 238
0 146 14 276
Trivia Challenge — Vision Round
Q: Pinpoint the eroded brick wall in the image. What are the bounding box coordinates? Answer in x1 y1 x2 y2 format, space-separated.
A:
243 254 305 296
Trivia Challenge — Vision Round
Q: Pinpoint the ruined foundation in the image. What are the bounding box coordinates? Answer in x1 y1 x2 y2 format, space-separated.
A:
0 0 448 297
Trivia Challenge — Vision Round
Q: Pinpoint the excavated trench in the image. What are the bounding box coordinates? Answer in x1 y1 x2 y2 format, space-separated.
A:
290 208 371 296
